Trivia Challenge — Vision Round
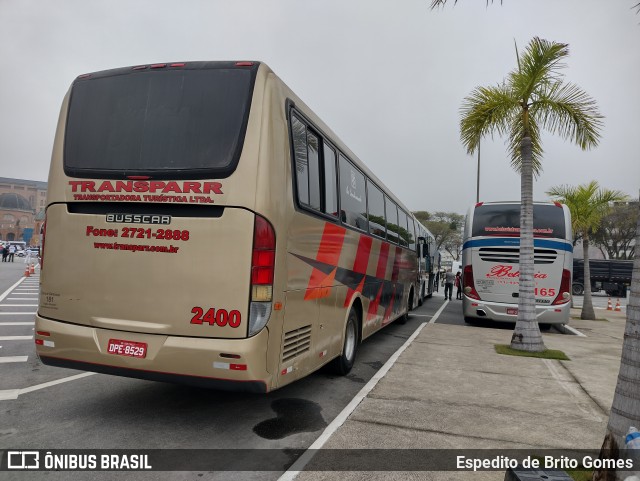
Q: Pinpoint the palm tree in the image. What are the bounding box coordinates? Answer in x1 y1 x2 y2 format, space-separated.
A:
460 37 603 352
547 182 628 320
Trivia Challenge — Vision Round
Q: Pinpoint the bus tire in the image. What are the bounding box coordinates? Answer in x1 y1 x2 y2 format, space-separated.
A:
572 283 584 296
464 316 478 325
331 307 359 376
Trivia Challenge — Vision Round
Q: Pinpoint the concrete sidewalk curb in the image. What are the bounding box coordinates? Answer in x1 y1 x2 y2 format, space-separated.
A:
293 302 627 480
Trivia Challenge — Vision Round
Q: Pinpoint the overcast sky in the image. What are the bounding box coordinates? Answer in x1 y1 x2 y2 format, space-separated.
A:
1 0 638 215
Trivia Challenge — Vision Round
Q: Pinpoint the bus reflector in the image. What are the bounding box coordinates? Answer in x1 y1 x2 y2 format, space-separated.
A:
463 265 481 300
213 361 247 371
249 215 275 336
236 61 254 67
552 269 572 305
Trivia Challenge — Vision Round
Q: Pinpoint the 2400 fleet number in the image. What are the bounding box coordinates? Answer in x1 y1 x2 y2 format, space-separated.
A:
191 307 241 327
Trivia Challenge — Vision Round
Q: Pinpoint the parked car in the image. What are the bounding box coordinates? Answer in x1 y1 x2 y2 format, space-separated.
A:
17 248 40 257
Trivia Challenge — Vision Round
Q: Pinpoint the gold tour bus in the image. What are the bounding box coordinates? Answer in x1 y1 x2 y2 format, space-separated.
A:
36 61 435 393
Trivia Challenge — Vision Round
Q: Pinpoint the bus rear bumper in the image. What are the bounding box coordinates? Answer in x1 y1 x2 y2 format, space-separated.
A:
34 315 272 393
462 298 571 325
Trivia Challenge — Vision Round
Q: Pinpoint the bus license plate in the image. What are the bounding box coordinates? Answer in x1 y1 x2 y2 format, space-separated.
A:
507 308 518 315
107 339 147 358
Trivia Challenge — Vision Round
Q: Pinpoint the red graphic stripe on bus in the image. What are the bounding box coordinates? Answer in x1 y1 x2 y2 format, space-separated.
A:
367 242 390 322
304 223 346 300
344 235 373 307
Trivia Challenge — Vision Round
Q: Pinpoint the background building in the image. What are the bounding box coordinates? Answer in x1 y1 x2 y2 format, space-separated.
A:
0 177 47 246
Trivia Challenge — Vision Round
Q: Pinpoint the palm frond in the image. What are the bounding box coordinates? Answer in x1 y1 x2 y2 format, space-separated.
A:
547 181 629 235
429 0 501 9
532 81 604 150
459 84 518 154
509 38 569 100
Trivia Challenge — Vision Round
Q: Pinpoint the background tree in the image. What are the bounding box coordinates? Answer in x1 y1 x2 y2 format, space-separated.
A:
592 201 639 260
413 211 464 259
547 182 628 320
460 37 602 352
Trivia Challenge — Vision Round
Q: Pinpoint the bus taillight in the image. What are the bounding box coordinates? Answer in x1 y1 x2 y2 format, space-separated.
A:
249 215 275 336
463 265 481 300
552 269 572 305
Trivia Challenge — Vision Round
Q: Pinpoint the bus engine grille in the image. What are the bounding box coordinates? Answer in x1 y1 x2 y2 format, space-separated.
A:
478 247 558 264
282 325 312 363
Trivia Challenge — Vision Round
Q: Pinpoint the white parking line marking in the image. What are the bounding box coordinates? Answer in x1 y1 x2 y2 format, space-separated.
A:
0 372 96 401
428 299 449 324
278 305 446 481
0 336 33 341
0 305 38 307
0 312 37 315
0 277 26 303
0 322 34 326
0 356 28 363
7 298 38 301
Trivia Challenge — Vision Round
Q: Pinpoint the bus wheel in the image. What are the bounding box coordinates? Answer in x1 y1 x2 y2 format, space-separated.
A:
331 308 359 375
464 316 478 325
572 283 584 296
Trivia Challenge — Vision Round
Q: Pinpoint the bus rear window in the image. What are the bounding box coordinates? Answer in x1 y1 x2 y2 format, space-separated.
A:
472 204 566 239
64 65 256 179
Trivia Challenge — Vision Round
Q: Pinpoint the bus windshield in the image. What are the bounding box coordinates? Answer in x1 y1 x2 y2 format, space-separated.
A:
64 64 257 179
472 203 566 239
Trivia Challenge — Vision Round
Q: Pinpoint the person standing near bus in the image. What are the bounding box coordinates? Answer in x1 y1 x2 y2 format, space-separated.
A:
444 268 455 300
0 244 5 262
7 244 16 262
455 271 462 300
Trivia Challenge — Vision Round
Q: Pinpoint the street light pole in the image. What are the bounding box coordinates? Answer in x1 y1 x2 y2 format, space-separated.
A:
476 142 481 203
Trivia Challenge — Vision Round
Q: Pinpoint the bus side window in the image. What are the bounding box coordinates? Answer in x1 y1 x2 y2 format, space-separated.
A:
291 114 310 206
323 144 338 217
338 154 367 232
366 181 386 239
385 197 400 244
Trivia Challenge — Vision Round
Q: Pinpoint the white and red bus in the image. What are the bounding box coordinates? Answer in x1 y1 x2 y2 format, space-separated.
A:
461 201 573 325
36 61 435 392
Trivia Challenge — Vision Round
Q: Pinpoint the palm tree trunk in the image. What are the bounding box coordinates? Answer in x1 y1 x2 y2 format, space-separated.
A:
592 208 640 481
582 234 597 319
510 135 546 352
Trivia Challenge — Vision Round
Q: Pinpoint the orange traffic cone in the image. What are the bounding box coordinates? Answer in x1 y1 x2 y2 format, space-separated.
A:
24 266 30 277
29 263 35 274
615 299 621 312
607 298 613 310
